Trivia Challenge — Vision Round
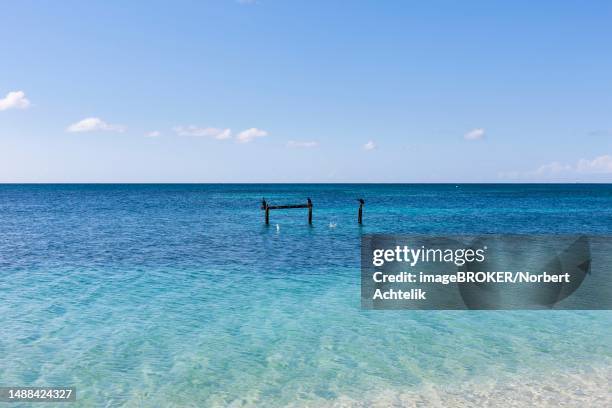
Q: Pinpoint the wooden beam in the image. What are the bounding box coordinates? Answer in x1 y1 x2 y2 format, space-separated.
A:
267 204 310 210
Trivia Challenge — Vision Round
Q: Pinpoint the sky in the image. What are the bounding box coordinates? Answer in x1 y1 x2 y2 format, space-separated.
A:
1 0 611 183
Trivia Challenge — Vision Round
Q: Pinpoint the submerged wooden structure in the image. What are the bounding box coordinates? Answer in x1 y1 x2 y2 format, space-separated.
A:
261 198 312 225
261 198 364 225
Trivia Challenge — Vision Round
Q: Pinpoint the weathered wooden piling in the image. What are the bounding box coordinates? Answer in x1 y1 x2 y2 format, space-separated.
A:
358 198 365 224
261 199 269 224
307 198 313 225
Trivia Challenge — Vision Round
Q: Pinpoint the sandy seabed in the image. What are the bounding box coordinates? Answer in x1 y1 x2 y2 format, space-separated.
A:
287 365 611 408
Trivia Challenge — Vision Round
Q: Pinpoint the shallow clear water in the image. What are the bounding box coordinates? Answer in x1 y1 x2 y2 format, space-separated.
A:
1 184 611 406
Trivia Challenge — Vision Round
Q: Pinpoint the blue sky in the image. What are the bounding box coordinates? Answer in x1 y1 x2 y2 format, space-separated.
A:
1 0 611 182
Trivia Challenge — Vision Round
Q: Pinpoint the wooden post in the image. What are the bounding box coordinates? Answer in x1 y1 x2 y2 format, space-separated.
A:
262 198 269 225
307 198 313 224
358 198 364 224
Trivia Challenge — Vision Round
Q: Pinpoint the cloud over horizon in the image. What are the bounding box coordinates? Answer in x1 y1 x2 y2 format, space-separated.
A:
500 154 612 180
576 155 612 173
66 117 125 133
0 90 31 111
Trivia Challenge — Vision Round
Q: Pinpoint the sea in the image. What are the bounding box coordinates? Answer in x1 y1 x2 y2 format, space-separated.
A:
1 184 611 407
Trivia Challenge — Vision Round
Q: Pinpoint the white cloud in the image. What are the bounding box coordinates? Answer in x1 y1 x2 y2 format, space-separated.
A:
287 140 318 148
0 90 31 111
237 128 268 143
533 161 572 175
533 156 612 176
464 128 485 140
500 154 612 180
173 125 268 143
173 125 232 140
66 117 125 133
363 140 377 150
146 130 161 138
576 155 612 173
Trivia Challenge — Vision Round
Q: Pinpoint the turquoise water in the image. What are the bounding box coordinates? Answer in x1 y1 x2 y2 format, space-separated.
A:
1 184 611 406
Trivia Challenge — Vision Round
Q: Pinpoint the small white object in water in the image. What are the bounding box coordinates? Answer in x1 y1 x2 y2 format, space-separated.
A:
329 222 337 228
276 224 280 232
